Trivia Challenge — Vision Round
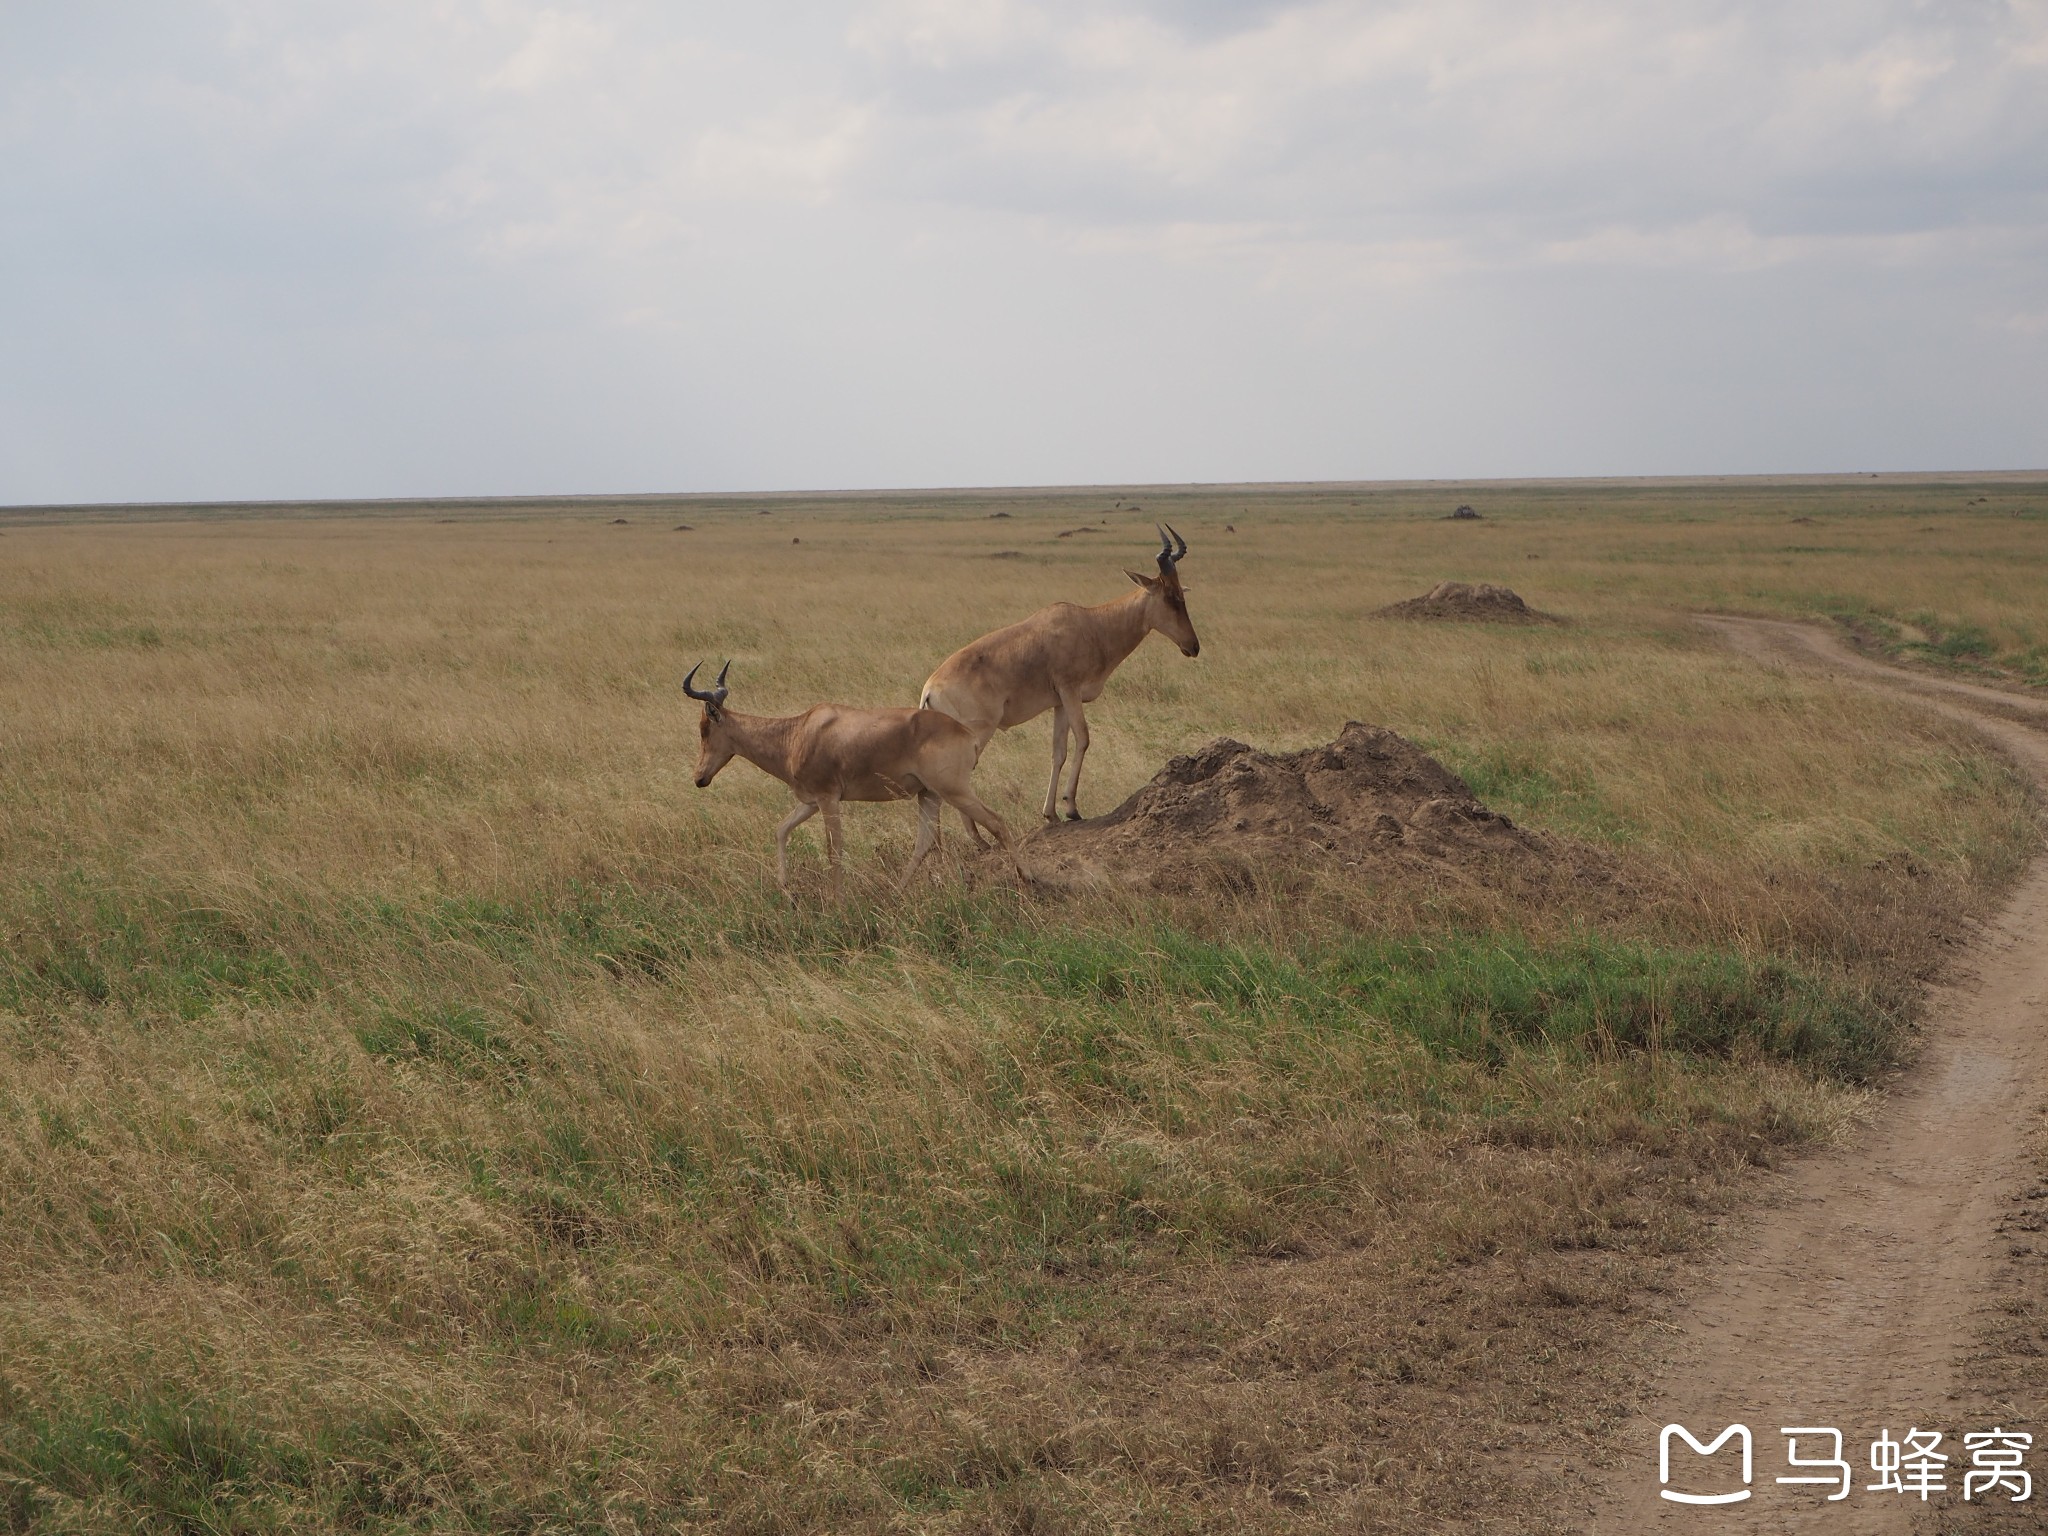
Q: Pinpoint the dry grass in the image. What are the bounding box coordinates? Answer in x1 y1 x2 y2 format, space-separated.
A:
0 476 2041 1531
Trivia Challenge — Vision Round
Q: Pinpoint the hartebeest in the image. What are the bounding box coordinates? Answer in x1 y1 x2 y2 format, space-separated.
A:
684 661 1021 897
920 525 1199 823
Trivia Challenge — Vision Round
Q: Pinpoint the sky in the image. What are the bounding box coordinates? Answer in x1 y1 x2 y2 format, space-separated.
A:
3 1 2046 504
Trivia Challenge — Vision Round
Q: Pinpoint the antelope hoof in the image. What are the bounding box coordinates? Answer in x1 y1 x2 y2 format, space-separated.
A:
1063 809 1081 822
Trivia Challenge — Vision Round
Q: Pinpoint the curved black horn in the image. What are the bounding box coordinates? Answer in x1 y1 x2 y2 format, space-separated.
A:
683 660 731 708
1156 523 1187 571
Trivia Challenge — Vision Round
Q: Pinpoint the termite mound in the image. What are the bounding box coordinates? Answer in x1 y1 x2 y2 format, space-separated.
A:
1022 722 1640 907
1375 582 1561 624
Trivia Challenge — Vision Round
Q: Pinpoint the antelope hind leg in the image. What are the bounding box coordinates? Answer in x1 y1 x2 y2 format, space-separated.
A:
904 792 942 885
959 804 992 849
947 789 1025 883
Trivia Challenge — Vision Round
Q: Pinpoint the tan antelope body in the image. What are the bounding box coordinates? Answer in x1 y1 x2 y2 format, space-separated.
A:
685 663 1019 897
921 526 1199 822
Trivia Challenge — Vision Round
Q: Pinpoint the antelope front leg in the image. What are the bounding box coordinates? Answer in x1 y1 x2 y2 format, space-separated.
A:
822 798 845 901
1041 703 1069 822
1059 700 1090 821
775 800 819 900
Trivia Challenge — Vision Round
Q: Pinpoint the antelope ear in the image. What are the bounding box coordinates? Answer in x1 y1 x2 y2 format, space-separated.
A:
1125 568 1156 588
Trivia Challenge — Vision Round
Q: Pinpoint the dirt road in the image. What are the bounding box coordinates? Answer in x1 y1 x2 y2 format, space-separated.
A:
1585 618 2048 1532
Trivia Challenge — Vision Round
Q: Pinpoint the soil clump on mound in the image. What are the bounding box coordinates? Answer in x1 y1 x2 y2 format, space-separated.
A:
1023 722 1641 906
1376 581 1559 624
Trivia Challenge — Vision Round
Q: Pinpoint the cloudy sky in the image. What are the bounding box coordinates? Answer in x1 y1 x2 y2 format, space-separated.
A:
3 1 2045 503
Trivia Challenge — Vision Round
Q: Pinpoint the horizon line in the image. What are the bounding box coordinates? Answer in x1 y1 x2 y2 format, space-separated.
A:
8 467 2048 521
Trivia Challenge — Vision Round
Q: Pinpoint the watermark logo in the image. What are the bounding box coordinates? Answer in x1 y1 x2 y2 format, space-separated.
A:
1660 1423 1752 1504
1777 1427 1851 1501
1658 1422 2033 1506
1964 1429 2034 1502
1868 1428 1946 1499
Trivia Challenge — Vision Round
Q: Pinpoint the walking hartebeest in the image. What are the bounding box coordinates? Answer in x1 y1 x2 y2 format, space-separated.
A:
920 525 1199 823
685 661 1021 897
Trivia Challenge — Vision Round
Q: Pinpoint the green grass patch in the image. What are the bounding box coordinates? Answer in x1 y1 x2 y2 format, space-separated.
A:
0 1389 313 1532
974 924 1896 1080
6 620 166 651
0 878 1905 1326
354 1003 525 1079
4 881 1901 1083
1825 601 2043 687
0 884 316 1023
0 1383 621 1533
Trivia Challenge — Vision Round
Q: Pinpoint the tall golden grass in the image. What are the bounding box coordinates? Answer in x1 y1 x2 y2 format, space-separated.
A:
3 482 2038 894
0 477 2040 1531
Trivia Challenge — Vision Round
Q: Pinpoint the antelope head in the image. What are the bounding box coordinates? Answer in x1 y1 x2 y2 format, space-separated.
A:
1125 524 1199 657
684 660 735 787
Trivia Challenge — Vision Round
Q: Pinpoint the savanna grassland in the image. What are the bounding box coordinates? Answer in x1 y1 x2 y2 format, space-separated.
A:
1 475 2043 1533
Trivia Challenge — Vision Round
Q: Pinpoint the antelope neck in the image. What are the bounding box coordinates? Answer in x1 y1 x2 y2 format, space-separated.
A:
1092 586 1156 663
719 709 803 784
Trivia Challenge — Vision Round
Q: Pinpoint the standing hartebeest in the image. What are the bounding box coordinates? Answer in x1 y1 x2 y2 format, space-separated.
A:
684 661 1021 898
920 525 1199 823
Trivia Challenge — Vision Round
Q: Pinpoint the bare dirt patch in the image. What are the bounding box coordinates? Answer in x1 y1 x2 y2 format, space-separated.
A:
1375 580 1561 624
1023 721 1638 907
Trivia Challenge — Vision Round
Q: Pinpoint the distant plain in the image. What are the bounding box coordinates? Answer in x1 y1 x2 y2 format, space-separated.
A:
1 475 2043 1531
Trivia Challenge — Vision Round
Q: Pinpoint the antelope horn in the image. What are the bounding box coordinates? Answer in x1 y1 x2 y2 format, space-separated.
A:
683 660 731 708
1156 523 1187 571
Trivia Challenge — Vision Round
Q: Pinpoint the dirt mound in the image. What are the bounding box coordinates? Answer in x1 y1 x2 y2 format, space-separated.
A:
1375 581 1558 624
1023 722 1634 903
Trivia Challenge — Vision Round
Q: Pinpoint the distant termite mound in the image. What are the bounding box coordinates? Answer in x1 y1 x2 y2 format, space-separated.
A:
1021 722 1638 904
1375 581 1560 624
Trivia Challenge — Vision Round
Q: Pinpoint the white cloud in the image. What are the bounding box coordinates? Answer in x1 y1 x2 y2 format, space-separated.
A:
486 8 616 93
848 0 1052 68
690 104 876 202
